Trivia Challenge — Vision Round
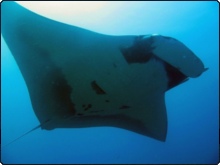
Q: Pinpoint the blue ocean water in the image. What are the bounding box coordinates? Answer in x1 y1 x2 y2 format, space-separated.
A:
1 1 219 164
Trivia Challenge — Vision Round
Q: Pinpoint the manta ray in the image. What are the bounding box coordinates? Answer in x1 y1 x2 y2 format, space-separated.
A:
1 2 207 142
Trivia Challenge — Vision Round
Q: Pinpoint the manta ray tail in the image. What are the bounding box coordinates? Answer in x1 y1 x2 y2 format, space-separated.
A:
2 119 51 148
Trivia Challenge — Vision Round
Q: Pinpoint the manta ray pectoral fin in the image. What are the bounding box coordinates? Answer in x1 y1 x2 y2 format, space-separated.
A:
123 94 167 141
48 93 168 141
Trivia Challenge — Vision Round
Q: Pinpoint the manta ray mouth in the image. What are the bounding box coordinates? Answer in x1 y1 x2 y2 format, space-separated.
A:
119 35 189 90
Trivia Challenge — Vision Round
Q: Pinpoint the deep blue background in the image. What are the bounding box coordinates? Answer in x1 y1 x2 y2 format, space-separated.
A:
1 1 219 164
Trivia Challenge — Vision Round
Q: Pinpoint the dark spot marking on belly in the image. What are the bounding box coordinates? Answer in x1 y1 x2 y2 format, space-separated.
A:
119 105 130 109
105 100 109 103
84 104 93 111
77 113 84 116
91 80 106 94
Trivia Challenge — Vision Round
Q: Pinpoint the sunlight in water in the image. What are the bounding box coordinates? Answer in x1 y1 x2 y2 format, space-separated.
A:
16 1 108 14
